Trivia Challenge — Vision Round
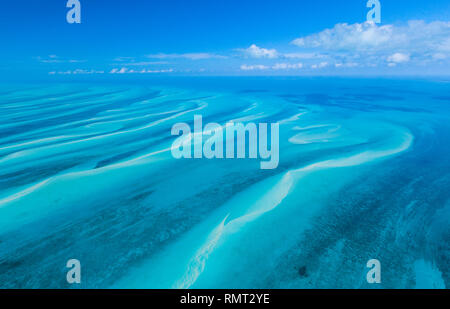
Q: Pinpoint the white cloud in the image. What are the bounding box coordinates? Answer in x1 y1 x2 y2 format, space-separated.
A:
37 55 86 64
292 21 397 51
335 62 359 68
240 64 269 71
439 37 450 52
433 53 447 60
242 44 279 59
292 38 305 47
272 63 303 70
109 67 174 74
72 69 104 74
112 57 169 66
139 69 174 73
114 57 135 62
49 69 104 75
291 20 450 68
387 53 410 63
311 62 329 69
291 20 450 53
240 63 304 71
284 52 325 59
239 47 325 61
147 53 226 60
119 61 168 66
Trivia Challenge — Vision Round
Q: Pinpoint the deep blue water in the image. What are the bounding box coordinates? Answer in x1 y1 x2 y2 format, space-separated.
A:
0 77 448 288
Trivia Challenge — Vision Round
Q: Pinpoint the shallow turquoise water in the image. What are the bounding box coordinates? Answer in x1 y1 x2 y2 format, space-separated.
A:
0 78 448 288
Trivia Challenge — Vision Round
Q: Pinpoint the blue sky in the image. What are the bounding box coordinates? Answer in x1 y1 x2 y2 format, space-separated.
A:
0 0 449 78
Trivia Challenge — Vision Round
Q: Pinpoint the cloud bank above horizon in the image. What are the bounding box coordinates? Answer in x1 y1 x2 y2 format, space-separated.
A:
40 19 449 76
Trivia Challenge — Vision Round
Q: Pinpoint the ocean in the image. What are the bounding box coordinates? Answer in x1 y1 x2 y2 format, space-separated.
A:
0 77 448 288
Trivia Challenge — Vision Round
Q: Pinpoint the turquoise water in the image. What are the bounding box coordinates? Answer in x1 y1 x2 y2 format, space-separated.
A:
0 78 448 288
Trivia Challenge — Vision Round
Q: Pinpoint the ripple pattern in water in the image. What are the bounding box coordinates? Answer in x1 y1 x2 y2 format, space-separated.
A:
0 79 448 289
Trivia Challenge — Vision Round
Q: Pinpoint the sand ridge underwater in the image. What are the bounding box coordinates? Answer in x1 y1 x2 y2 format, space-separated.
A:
0 77 448 289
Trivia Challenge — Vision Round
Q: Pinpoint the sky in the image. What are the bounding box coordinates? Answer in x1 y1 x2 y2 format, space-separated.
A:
0 0 449 78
